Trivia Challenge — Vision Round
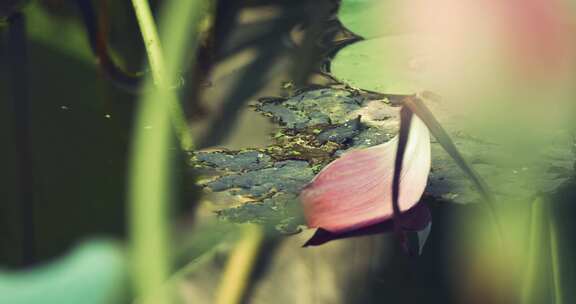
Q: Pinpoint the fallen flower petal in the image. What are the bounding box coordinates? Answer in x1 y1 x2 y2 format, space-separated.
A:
303 201 431 247
300 114 431 243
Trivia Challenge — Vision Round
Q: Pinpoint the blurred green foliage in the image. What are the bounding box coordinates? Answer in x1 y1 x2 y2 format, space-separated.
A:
0 240 126 304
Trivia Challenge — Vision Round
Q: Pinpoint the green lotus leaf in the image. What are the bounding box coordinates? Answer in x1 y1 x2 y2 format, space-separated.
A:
338 0 410 38
331 35 426 95
0 240 126 304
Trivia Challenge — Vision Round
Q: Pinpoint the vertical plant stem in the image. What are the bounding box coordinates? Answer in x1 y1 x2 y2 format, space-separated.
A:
131 0 167 87
215 224 264 304
128 0 208 303
522 198 546 304
129 1 173 300
549 215 563 304
130 87 174 304
131 0 193 150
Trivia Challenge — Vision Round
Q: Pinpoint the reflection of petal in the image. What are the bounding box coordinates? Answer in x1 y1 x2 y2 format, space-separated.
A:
300 115 431 234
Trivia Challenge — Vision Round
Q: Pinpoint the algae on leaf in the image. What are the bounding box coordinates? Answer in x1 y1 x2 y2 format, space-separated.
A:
192 86 576 230
191 88 399 229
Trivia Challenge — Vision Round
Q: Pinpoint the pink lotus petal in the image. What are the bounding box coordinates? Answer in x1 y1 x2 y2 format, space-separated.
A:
300 115 431 234
303 201 431 247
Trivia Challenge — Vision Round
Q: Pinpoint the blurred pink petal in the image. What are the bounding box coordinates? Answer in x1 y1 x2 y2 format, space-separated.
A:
300 115 431 235
497 0 574 74
408 0 574 64
399 0 576 101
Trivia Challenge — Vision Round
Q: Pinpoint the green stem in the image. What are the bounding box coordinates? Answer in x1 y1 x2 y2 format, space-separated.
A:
522 199 564 304
549 215 563 304
131 0 194 150
522 198 546 304
129 83 174 304
131 0 167 86
128 0 208 303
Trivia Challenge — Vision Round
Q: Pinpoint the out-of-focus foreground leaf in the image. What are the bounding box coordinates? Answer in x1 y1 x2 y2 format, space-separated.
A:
0 240 126 304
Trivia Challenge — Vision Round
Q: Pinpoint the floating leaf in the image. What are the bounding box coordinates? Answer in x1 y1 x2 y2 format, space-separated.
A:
338 0 576 102
330 35 426 95
338 0 410 38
